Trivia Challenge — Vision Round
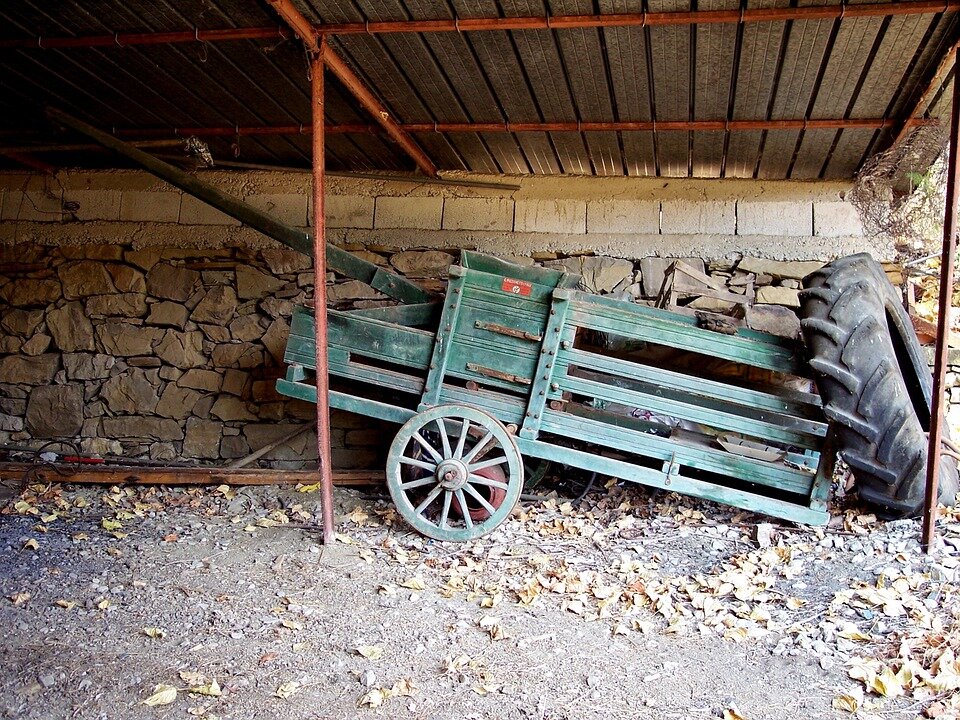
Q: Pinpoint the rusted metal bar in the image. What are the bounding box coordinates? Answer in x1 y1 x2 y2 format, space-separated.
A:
2 151 57 174
893 41 960 148
0 139 185 154
263 0 436 177
265 0 319 52
320 43 438 177
311 44 335 547
1 1 955 49
922 69 960 552
118 117 937 140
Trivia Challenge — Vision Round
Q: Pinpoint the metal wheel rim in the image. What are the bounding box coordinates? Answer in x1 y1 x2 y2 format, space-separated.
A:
386 404 523 541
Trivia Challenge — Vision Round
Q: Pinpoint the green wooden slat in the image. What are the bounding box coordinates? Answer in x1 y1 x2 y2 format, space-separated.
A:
458 289 554 324
277 378 416 425
540 409 814 495
454 304 549 351
460 267 559 304
462 250 581 289
568 298 804 375
555 371 825 448
560 347 822 416
329 360 425 395
521 293 570 438
573 290 802 351
347 302 441 326
512 436 828 525
438 384 527 426
286 306 434 370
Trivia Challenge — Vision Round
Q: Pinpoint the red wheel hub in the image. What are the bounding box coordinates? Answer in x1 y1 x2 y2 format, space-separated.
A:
452 464 508 522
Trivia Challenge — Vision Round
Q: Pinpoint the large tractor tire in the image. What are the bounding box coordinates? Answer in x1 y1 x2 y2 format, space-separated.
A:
799 253 958 517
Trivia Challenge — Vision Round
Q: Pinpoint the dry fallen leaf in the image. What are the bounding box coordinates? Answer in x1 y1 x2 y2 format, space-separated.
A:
54 599 76 610
275 681 300 699
141 684 178 706
400 577 426 591
190 679 221 697
832 690 862 713
259 652 278 666
358 688 387 708
22 538 39 551
280 619 303 631
9 591 31 606
142 627 165 639
356 645 384 661
101 518 122 531
723 707 748 720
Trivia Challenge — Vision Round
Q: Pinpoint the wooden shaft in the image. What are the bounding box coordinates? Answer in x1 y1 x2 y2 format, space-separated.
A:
0 463 381 486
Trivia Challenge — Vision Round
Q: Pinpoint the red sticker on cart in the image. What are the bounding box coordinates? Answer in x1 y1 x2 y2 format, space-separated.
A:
501 277 532 296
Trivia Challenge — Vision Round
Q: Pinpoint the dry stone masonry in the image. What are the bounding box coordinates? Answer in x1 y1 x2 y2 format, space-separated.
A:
0 168 944 470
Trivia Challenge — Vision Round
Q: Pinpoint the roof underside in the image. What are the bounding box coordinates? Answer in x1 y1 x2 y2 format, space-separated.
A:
0 0 957 179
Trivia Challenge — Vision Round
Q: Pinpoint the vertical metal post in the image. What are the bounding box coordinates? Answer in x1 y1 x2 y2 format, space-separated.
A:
312 39 335 546
922 73 960 552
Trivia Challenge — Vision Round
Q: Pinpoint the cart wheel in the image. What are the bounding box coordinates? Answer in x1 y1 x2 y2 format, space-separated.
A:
387 404 523 541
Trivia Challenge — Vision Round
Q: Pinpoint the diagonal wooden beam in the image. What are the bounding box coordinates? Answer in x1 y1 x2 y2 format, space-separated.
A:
265 0 438 177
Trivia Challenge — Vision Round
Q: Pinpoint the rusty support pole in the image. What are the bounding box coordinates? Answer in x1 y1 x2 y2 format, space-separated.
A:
265 0 436 178
311 44 335 546
311 47 334 546
922 73 960 552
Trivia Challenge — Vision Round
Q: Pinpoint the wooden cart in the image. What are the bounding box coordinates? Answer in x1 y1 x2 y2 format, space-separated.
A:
278 252 833 541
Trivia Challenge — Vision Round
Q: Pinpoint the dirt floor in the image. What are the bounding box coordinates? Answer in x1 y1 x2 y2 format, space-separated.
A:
1 472 959 720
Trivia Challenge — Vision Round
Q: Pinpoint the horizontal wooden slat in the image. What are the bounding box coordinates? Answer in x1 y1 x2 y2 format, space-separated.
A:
540 409 814 496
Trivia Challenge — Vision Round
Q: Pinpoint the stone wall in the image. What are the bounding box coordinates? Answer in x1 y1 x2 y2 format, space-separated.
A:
0 241 391 469
0 168 918 468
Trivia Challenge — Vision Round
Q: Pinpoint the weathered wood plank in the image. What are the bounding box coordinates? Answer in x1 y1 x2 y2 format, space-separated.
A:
0 463 382 486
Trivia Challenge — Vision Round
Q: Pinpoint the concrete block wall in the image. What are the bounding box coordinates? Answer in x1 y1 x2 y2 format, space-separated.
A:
0 170 883 262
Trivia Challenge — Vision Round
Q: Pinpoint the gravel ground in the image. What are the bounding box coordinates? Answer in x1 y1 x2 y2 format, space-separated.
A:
1 474 958 720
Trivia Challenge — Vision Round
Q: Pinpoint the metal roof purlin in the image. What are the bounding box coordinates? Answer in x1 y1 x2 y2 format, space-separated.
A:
263 0 437 177
1 1 956 50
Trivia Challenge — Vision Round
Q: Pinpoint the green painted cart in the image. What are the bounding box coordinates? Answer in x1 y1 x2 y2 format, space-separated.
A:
277 252 833 541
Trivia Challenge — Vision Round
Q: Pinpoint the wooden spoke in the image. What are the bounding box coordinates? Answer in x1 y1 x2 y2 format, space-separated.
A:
454 418 471 460
468 473 510 490
414 485 444 516
435 417 452 458
462 430 494 464
469 455 507 472
439 490 452 529
455 489 473 531
412 431 443 464
462 483 498 516
399 475 436 491
399 455 436 472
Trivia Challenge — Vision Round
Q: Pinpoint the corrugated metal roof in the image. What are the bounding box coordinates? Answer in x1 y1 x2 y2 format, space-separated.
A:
0 0 956 178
